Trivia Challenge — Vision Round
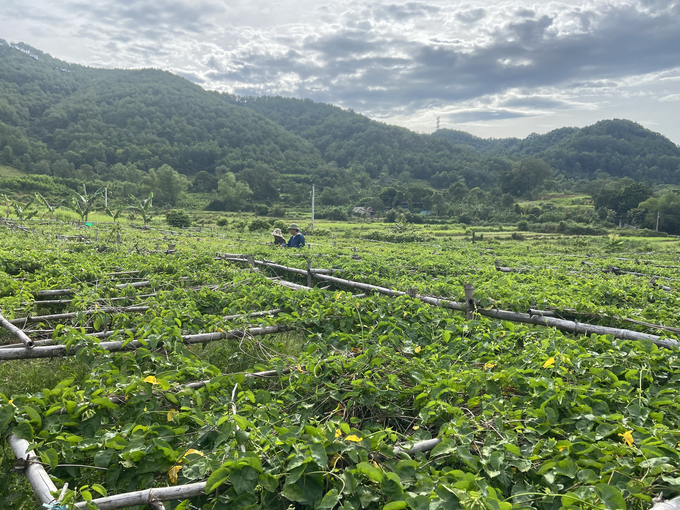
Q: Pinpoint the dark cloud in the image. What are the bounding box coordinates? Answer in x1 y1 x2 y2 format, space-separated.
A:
515 9 535 18
214 1 680 117
455 8 487 24
71 0 219 34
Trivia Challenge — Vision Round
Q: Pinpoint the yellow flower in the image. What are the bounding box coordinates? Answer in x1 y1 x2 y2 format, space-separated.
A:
345 435 362 442
168 465 182 484
484 362 497 370
297 365 304 373
144 375 158 385
619 430 634 447
414 346 422 353
183 449 204 457
558 446 567 452
335 429 342 438
167 409 179 422
542 357 555 369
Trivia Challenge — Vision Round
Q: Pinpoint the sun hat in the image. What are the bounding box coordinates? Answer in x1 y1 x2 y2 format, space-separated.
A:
271 228 283 236
288 223 300 231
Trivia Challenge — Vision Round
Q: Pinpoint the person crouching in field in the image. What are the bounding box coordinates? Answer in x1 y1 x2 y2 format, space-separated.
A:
281 223 305 248
271 227 286 246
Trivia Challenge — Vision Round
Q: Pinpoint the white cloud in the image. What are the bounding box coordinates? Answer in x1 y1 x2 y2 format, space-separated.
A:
1 0 679 142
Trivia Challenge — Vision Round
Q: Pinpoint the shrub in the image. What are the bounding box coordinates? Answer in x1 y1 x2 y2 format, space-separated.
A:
254 204 269 216
511 232 526 241
216 217 228 227
249 218 271 231
166 209 191 228
516 220 529 231
272 220 288 231
326 207 349 221
269 205 286 218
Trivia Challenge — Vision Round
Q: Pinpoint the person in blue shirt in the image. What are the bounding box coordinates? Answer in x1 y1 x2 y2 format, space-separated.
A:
281 223 305 248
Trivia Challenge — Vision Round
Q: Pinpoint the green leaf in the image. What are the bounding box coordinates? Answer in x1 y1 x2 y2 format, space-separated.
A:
91 484 107 497
310 442 328 468
39 448 58 470
23 406 41 428
205 466 230 493
318 489 341 509
357 462 384 483
430 437 456 457
595 484 626 510
230 465 259 495
0 405 14 432
282 483 308 503
382 502 407 510
12 421 34 440
554 459 578 478
259 473 279 492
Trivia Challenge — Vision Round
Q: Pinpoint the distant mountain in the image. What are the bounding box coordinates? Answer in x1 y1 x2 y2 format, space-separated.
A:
1 39 680 197
0 39 324 177
434 120 680 183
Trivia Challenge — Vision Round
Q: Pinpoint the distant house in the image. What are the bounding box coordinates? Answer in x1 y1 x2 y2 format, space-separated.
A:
352 207 374 217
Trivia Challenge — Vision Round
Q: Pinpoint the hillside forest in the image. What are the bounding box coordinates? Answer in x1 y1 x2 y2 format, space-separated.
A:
2 39 680 233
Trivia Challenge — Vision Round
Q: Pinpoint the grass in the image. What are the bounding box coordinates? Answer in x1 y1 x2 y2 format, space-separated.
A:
0 164 27 178
0 357 90 398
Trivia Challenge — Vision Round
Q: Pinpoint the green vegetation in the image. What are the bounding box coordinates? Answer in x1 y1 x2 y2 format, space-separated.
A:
2 41 680 235
0 223 679 509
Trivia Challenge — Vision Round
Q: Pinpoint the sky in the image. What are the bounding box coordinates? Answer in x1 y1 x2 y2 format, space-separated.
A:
1 0 680 143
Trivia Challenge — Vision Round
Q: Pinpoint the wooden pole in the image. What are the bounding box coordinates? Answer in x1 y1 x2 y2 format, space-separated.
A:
307 259 313 288
72 482 206 510
8 435 58 504
463 284 475 320
0 313 34 347
0 325 290 360
9 306 150 326
310 273 679 349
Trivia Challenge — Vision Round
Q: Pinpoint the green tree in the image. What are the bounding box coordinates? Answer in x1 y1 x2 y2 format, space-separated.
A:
499 157 553 196
66 186 103 222
128 192 154 225
216 172 253 211
638 192 680 234
237 163 280 200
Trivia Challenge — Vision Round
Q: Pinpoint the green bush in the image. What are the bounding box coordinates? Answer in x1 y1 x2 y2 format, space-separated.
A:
269 204 286 218
249 218 271 232
272 219 288 231
166 209 191 228
254 204 269 216
326 207 349 221
516 220 529 231
216 217 228 227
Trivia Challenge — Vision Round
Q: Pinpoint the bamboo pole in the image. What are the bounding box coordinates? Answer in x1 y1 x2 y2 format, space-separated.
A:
310 273 680 349
0 325 289 360
9 306 150 326
0 312 34 347
8 434 58 504
394 438 442 455
1 310 283 350
32 281 152 298
72 482 206 510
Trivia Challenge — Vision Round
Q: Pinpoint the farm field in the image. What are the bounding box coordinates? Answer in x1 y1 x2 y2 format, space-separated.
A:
0 220 679 510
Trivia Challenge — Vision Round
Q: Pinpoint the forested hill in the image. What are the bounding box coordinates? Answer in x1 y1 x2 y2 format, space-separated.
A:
232 95 500 187
0 40 324 177
434 120 680 183
1 39 680 198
